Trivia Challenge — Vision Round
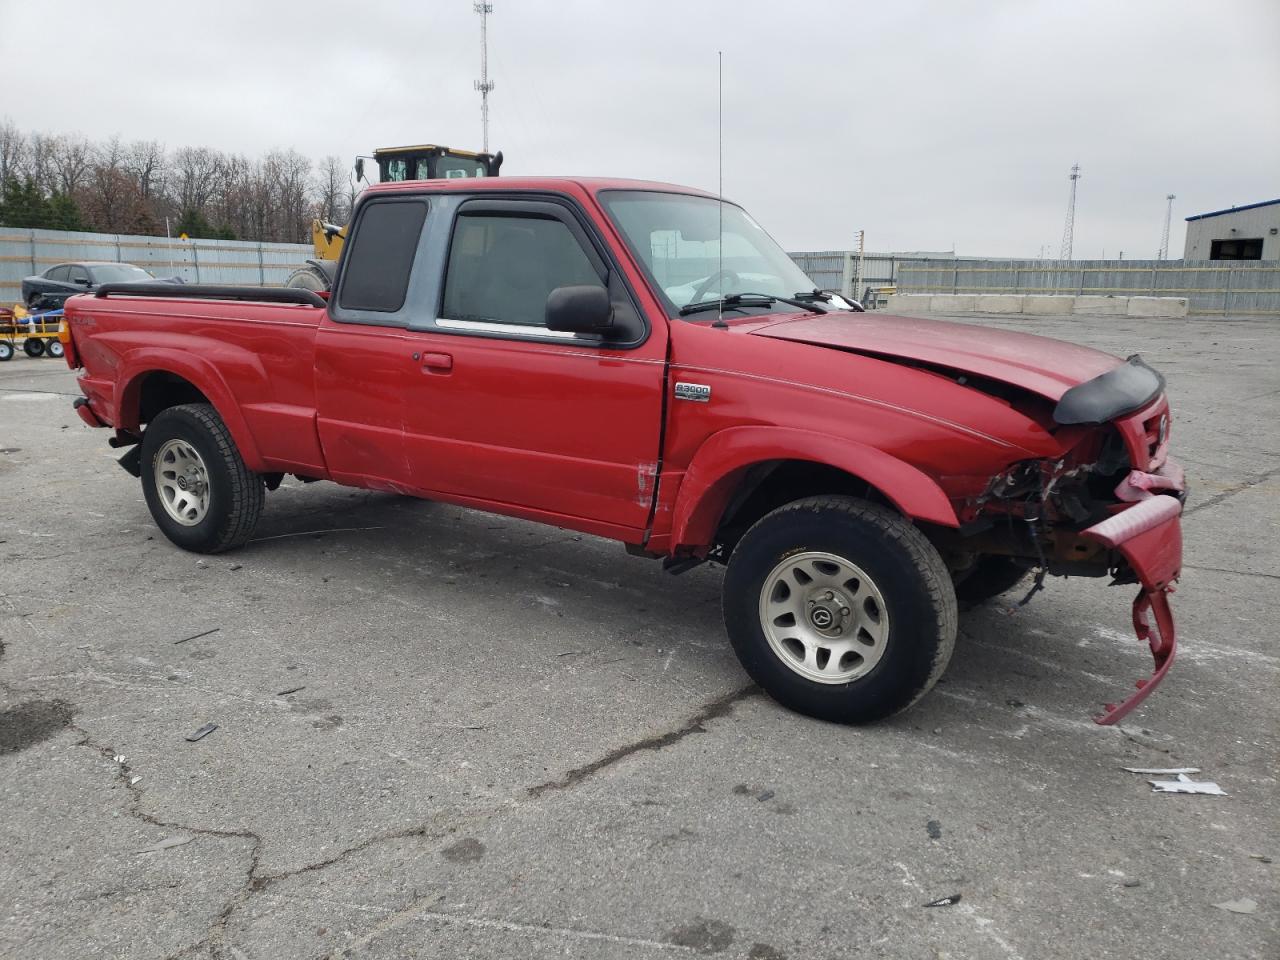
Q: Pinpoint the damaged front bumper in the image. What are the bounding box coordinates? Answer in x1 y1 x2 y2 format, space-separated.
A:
1082 479 1184 726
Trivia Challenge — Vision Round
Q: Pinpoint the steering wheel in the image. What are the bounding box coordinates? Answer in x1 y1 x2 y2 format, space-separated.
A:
690 269 740 304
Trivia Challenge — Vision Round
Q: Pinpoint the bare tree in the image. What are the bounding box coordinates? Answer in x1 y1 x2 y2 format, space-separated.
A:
0 119 27 187
50 134 94 194
126 140 167 203
314 155 350 225
172 145 222 214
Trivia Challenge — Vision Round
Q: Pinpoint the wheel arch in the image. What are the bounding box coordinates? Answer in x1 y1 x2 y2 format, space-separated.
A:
670 426 959 555
115 352 267 472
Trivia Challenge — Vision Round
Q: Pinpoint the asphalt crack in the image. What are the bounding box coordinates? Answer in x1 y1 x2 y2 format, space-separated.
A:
1183 464 1280 517
526 685 759 798
70 724 263 960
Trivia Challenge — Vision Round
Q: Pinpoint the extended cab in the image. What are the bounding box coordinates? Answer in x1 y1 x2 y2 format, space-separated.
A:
63 178 1186 725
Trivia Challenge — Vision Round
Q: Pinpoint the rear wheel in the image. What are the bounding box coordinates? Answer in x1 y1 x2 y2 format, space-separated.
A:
23 338 44 358
0 341 13 362
286 265 329 292
44 339 64 359
140 403 264 553
723 496 957 724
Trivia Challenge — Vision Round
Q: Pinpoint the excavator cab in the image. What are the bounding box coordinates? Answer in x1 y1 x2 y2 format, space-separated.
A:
371 144 503 182
290 143 503 291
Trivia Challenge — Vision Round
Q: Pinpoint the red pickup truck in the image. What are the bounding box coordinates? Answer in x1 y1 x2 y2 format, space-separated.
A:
63 177 1185 726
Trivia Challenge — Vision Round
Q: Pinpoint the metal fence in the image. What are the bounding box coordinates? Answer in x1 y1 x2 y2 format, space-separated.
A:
894 259 1280 317
0 227 312 302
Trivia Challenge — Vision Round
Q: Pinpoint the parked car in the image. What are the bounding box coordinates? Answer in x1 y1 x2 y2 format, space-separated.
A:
21 261 166 310
61 177 1185 727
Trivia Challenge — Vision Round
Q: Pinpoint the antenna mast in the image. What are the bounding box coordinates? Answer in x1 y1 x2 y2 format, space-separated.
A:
716 50 724 327
474 2 495 152
1158 193 1176 260
1059 162 1080 261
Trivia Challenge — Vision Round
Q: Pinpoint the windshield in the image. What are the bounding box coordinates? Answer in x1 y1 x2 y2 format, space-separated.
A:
90 264 152 283
600 191 819 315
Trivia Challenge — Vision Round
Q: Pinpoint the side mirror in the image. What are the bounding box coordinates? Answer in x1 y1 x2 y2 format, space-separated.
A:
75 277 91 286
545 285 613 334
354 157 365 182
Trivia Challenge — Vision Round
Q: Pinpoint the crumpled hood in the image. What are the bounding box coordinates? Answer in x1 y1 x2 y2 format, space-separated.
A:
752 312 1122 401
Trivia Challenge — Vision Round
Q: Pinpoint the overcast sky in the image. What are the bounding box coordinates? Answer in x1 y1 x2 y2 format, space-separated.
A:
2 0 1277 256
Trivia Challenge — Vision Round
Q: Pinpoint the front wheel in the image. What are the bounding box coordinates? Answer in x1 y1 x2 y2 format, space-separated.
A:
723 496 957 724
0 341 13 361
140 403 264 553
44 339 64 359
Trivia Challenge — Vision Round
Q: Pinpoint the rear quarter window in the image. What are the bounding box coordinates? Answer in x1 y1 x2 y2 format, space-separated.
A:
338 200 428 312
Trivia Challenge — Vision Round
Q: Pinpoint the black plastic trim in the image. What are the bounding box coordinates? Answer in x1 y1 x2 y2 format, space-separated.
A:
94 283 325 308
1053 355 1165 425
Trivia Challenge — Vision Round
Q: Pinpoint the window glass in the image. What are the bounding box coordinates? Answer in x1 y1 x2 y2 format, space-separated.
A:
90 264 152 283
382 158 409 182
442 214 603 327
47 265 71 282
337 201 427 313
68 266 91 284
437 157 487 179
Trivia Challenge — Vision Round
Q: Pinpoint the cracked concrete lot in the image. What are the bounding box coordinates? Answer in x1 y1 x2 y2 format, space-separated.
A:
1 312 1277 959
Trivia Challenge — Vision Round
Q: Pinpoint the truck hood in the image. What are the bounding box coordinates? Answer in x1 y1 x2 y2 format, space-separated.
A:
751 312 1122 401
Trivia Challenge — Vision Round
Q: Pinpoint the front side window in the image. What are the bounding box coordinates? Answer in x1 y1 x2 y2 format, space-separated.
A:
441 213 603 327
47 265 71 282
601 191 819 315
68 266 91 285
337 200 428 313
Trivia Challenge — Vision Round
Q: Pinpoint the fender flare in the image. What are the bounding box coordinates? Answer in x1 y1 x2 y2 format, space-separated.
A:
114 345 268 473
669 425 959 551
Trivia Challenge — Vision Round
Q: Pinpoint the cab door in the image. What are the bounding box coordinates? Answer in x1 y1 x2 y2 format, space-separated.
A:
397 195 668 537
314 196 429 490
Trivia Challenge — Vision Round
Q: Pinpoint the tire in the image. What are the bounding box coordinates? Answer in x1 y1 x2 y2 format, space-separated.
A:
954 556 1030 609
286 266 329 292
0 341 12 362
140 403 264 553
723 496 957 724
23 338 44 358
44 339 64 359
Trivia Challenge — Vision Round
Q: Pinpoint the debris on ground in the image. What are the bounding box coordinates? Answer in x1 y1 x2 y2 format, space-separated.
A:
1148 773 1227 796
1213 899 1257 915
927 820 943 840
185 722 218 742
174 627 220 645
1121 766 1226 796
1122 879 1142 888
923 895 961 907
756 790 775 802
135 836 193 854
1248 854 1272 864
112 754 126 764
276 686 306 696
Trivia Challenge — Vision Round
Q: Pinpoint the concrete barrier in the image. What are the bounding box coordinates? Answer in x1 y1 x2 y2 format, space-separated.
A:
929 294 977 312
1021 295 1076 315
976 295 1023 314
1073 296 1129 316
883 294 932 312
1127 296 1189 318
880 293 1192 319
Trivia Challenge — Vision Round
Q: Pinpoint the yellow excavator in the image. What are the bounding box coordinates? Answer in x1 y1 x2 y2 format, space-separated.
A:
287 143 503 291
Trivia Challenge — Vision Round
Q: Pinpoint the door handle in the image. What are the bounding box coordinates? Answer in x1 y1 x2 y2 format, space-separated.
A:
420 351 453 372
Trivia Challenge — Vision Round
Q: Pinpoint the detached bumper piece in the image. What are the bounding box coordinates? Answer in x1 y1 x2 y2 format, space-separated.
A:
1082 494 1183 725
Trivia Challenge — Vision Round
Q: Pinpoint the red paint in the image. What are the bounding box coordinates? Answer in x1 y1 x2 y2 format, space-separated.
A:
63 176 1186 722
